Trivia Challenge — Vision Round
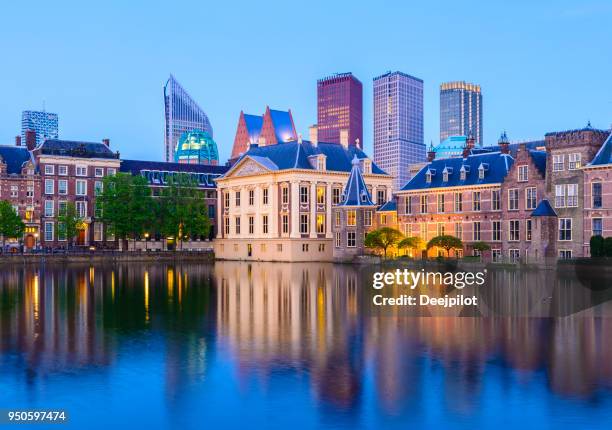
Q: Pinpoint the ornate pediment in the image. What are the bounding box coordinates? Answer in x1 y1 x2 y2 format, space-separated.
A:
230 158 270 177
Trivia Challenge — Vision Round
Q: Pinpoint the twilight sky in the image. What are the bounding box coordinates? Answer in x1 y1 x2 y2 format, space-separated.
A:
1 0 611 162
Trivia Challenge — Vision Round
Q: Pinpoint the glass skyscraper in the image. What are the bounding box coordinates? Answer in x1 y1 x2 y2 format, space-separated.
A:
317 73 363 147
21 110 58 147
164 75 213 162
373 71 424 192
439 81 482 144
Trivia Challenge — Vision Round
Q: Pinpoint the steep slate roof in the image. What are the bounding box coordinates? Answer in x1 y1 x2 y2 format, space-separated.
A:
0 145 33 174
243 114 264 142
589 133 612 166
38 139 119 159
269 109 296 142
401 152 514 191
529 150 547 176
339 156 375 207
226 140 387 175
377 200 397 212
531 199 557 217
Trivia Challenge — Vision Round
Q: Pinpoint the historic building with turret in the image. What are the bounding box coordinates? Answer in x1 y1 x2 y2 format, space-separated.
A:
214 133 392 262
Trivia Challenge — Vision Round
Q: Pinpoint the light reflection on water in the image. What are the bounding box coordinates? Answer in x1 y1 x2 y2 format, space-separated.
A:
0 262 610 429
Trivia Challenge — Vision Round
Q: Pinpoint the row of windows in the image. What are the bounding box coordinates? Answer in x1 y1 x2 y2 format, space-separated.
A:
501 248 573 262
552 153 581 171
403 218 573 242
43 200 89 218
43 165 115 177
44 179 101 196
224 186 388 207
223 213 328 235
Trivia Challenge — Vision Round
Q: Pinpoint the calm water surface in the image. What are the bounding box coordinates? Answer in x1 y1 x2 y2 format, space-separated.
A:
0 261 610 429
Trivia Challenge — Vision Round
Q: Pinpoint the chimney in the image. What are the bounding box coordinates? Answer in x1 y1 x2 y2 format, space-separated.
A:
25 129 36 151
297 133 302 144
340 129 349 149
258 136 266 146
102 138 110 147
15 136 21 147
309 124 318 147
355 138 361 149
466 132 475 150
427 143 436 162
462 144 471 159
498 131 510 154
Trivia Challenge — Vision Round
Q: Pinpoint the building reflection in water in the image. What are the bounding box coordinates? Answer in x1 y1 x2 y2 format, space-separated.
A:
0 261 610 417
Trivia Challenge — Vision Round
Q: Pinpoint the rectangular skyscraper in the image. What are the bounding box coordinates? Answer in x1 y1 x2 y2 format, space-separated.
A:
317 73 363 147
373 71 424 192
164 75 213 162
440 81 482 144
21 110 58 147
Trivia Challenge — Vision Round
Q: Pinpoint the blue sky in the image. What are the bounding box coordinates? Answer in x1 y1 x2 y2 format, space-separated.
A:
1 0 611 162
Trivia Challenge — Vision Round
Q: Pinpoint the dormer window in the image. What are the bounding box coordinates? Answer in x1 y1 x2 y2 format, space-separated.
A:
460 165 469 181
425 168 436 184
361 159 372 175
442 166 453 182
309 154 326 170
360 190 368 202
478 163 489 179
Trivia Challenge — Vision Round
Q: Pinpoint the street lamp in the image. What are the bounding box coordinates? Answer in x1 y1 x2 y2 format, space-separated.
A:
34 233 39 252
144 232 149 252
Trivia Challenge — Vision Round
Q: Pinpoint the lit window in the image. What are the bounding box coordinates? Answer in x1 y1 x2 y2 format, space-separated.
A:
347 210 356 226
568 153 581 170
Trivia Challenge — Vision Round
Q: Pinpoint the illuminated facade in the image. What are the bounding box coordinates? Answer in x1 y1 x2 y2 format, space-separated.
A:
317 73 363 147
163 75 213 162
21 110 59 147
373 71 425 192
174 130 219 165
214 138 392 262
440 81 482 144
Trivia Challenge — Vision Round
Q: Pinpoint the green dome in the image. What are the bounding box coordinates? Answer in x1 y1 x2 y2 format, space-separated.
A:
175 130 219 164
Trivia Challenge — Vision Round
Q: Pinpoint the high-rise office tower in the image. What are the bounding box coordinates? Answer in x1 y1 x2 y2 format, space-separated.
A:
373 71 424 192
164 75 213 162
317 73 362 147
439 81 482 144
21 110 58 147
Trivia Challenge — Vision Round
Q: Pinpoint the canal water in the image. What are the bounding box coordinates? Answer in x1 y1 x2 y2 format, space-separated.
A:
0 262 610 429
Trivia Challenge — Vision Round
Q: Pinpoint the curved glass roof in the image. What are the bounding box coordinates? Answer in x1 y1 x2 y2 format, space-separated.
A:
174 130 219 165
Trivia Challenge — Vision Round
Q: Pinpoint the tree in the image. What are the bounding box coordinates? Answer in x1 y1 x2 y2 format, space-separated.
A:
427 235 463 257
590 235 605 258
0 200 25 249
472 241 491 252
398 236 424 256
57 202 83 247
605 237 612 258
158 173 211 250
364 227 403 258
97 173 154 250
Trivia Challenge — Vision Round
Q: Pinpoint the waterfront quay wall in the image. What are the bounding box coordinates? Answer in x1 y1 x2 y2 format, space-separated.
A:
0 250 214 266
